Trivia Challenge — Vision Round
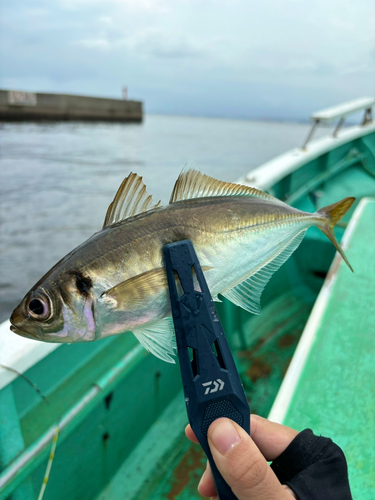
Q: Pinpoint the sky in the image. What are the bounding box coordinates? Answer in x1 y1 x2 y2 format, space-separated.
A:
0 0 374 120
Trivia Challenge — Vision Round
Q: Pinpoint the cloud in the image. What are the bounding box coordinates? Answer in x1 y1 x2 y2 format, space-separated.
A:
72 29 207 60
59 0 169 13
0 0 374 120
74 38 112 50
136 32 205 59
341 63 375 76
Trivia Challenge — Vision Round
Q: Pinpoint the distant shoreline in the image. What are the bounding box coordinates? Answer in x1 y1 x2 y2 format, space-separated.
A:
0 89 143 122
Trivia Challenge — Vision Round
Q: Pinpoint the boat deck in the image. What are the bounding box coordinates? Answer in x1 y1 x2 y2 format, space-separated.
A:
270 198 375 498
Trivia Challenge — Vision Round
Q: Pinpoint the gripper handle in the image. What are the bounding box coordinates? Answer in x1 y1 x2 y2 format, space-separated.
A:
164 240 250 500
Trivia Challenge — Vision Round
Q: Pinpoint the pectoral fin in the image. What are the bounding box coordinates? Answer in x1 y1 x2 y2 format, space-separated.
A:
133 317 176 363
101 265 214 363
101 268 168 310
101 266 214 310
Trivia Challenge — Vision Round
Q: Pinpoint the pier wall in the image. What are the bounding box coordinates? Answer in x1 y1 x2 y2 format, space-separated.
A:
0 90 143 122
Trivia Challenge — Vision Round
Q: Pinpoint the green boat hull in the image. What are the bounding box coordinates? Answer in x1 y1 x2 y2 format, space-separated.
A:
1 124 374 500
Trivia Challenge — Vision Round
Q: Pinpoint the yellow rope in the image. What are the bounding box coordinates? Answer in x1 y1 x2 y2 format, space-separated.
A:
37 426 59 500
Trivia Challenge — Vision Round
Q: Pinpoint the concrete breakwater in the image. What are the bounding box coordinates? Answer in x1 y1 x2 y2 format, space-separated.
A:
0 90 143 122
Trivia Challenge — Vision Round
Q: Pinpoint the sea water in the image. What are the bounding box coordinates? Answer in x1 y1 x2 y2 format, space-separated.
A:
0 114 324 322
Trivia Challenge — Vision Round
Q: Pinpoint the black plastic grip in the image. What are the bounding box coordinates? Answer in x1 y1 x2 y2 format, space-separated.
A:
164 240 250 500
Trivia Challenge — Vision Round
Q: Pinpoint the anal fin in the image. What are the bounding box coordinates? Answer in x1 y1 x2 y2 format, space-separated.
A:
222 229 307 314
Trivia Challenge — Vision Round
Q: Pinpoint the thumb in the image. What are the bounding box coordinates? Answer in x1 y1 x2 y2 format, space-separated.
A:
208 418 294 500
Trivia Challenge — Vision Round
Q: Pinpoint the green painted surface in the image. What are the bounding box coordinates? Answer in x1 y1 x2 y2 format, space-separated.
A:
95 392 189 500
0 386 25 470
283 199 375 499
29 350 181 500
13 334 121 420
0 386 35 500
0 129 374 500
21 335 138 446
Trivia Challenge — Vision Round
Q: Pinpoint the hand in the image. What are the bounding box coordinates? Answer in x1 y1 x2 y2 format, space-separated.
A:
185 414 299 499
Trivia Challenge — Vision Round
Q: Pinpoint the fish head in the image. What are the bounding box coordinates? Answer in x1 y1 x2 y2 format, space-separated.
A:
10 269 97 343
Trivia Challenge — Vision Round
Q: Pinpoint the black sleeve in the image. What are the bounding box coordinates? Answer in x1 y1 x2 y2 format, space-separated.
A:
270 429 353 500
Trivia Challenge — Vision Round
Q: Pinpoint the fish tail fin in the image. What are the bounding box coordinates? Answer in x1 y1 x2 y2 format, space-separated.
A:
316 197 355 272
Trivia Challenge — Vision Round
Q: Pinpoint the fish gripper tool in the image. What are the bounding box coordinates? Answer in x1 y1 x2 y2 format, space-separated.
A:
164 240 250 500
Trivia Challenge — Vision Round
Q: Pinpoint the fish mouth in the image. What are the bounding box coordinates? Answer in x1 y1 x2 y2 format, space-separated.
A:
9 323 39 339
10 306 40 339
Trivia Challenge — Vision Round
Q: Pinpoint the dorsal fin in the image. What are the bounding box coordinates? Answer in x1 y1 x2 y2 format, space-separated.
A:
103 173 162 228
169 169 279 204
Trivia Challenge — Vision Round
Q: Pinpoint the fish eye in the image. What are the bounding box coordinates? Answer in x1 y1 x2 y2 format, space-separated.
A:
28 296 51 320
29 299 44 315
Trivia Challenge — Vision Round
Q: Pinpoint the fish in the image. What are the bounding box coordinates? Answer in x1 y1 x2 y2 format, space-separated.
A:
10 169 355 363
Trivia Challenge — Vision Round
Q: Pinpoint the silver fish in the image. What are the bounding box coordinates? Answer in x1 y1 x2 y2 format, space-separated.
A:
10 170 355 362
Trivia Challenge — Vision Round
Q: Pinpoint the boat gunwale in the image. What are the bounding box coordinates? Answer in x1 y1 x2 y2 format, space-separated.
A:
239 122 375 191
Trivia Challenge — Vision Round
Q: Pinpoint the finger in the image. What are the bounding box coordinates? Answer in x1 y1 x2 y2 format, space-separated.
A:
250 415 299 461
282 484 298 498
208 418 292 500
188 417 299 460
198 461 217 498
185 424 199 444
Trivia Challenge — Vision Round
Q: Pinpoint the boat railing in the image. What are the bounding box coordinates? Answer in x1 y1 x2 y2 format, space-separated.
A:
302 97 375 150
